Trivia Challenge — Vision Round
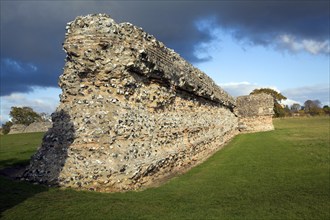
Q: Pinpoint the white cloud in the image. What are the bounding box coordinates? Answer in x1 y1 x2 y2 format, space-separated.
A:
219 82 329 107
280 98 302 107
220 82 279 97
0 87 61 125
278 34 330 55
282 84 330 106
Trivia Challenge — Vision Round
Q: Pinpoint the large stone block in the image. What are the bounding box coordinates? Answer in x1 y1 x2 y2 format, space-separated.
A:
236 94 274 132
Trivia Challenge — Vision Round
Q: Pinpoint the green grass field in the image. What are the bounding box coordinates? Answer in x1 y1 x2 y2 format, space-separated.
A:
0 117 329 219
0 132 44 169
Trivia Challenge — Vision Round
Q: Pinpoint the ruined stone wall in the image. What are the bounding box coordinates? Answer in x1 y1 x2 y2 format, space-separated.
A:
8 122 52 134
23 14 238 192
236 94 274 132
8 124 27 134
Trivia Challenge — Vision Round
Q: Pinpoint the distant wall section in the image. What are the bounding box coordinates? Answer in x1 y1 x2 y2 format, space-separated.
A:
8 122 52 134
236 94 274 132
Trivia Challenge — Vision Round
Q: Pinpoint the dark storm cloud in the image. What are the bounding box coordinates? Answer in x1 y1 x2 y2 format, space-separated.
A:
111 1 329 53
1 0 328 96
0 58 61 95
0 1 115 96
214 1 329 41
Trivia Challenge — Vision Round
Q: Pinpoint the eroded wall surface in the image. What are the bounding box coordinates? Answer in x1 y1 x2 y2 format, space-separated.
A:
23 14 238 191
236 94 274 132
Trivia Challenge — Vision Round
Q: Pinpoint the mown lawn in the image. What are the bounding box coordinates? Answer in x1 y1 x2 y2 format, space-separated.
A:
0 117 329 219
0 132 44 168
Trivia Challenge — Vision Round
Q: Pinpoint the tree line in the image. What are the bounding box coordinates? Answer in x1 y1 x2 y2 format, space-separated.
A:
250 88 330 117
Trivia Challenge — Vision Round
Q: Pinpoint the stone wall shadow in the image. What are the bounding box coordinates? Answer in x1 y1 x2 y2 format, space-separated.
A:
22 109 75 187
1 109 75 216
0 176 48 216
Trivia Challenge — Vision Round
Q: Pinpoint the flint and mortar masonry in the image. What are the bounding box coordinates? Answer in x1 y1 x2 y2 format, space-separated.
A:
23 14 273 192
236 94 274 132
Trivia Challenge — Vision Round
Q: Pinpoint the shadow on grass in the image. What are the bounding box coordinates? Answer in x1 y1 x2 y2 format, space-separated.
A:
0 159 31 169
23 109 75 186
0 109 75 216
0 176 48 216
0 154 48 216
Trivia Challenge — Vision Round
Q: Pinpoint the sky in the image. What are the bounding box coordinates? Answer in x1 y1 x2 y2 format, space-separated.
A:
1 0 329 125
